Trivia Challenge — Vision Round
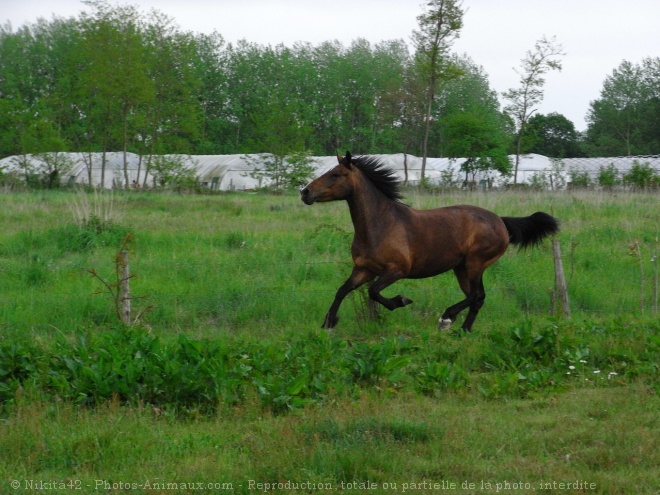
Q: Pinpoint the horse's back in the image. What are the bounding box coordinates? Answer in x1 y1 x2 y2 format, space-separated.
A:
414 204 507 241
405 204 509 277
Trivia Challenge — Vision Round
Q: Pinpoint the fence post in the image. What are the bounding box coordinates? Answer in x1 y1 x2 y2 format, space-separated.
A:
552 239 571 318
120 250 131 325
653 234 659 317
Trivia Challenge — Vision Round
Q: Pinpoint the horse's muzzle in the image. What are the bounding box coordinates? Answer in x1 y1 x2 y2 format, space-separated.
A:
300 187 314 205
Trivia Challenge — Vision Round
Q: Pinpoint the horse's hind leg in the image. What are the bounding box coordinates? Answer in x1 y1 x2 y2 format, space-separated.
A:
439 265 485 332
460 276 485 332
438 266 471 329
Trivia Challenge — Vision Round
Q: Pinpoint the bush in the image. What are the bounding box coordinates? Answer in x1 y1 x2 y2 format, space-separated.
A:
623 161 657 189
245 151 316 192
568 166 591 188
597 163 619 188
150 155 198 190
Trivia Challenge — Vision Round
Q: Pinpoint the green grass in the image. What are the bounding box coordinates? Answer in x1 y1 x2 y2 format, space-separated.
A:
1 189 657 337
0 188 658 494
2 385 657 494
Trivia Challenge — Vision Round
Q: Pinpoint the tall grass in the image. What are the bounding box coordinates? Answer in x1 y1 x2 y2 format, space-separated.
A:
0 189 657 336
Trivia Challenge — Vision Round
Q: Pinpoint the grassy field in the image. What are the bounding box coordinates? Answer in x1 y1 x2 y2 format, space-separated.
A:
0 188 658 494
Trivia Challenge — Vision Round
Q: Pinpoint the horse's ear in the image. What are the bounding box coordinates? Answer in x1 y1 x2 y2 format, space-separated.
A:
343 151 353 169
338 152 353 169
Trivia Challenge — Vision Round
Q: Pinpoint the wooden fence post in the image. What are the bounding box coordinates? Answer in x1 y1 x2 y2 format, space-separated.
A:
120 250 131 325
653 234 659 317
552 239 571 318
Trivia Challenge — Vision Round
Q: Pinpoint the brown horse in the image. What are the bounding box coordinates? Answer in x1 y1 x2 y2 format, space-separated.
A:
300 152 560 332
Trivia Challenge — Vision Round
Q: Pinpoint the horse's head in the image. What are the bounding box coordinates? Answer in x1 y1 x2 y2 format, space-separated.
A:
300 151 357 205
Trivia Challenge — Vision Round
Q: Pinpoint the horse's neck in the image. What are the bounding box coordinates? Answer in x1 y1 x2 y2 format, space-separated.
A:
346 177 394 244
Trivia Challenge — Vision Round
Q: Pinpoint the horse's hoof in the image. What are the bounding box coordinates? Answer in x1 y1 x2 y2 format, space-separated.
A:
438 318 452 330
322 315 338 329
393 295 413 307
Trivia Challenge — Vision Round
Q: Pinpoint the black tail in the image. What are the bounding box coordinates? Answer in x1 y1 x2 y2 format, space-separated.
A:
500 212 560 250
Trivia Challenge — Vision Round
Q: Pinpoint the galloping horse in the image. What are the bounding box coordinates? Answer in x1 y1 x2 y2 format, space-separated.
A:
300 152 559 332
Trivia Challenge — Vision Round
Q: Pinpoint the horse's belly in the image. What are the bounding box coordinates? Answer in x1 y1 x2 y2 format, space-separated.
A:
405 237 470 277
407 258 457 279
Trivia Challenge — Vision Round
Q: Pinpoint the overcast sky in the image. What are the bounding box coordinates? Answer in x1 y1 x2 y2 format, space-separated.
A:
3 0 660 131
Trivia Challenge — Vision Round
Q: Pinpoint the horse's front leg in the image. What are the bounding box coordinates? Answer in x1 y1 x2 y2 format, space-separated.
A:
368 271 413 311
322 268 374 329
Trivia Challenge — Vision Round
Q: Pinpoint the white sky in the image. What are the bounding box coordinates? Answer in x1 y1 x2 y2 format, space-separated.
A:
3 0 660 131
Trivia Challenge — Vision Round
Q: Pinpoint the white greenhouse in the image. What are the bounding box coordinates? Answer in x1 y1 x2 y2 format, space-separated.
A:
1 151 658 190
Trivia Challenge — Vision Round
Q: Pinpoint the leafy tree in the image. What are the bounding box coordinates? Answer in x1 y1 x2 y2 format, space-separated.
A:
140 12 202 160
503 36 564 182
368 40 411 153
412 0 464 180
380 60 426 159
245 151 315 191
222 41 278 152
434 56 511 179
190 32 231 154
526 112 584 157
77 1 156 186
586 57 660 156
313 38 409 154
443 112 510 184
150 155 197 189
35 152 75 189
0 20 78 159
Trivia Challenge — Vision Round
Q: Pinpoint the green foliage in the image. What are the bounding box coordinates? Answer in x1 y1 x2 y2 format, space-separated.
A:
526 112 585 158
623 161 658 189
0 341 38 403
0 318 657 415
2 6 660 166
245 151 316 191
442 110 511 179
586 57 660 156
503 36 565 180
568 166 591 188
597 163 620 188
412 0 465 176
149 155 198 190
53 220 129 253
0 1 515 167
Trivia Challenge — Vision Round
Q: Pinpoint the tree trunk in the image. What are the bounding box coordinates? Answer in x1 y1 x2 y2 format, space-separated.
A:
403 152 409 186
101 149 107 188
123 107 130 189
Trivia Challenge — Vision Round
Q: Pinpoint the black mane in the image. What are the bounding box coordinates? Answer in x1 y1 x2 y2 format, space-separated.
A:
352 155 404 202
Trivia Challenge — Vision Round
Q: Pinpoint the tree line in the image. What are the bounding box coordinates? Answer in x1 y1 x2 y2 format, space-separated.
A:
1 0 658 184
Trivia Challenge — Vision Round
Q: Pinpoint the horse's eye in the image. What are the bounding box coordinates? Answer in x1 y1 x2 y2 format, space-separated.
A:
331 172 340 178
